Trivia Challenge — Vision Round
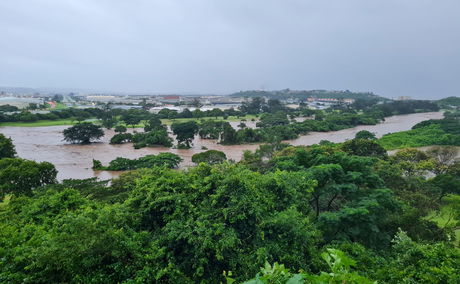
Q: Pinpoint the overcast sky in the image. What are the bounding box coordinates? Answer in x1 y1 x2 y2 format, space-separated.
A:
1 0 459 98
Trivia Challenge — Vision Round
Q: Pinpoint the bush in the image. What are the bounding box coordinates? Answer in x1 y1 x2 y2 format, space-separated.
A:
192 150 227 165
96 153 182 170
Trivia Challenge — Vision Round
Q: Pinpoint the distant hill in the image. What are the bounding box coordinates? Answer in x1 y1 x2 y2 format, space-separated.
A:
0 86 94 95
0 86 38 94
228 89 386 100
437 96 460 108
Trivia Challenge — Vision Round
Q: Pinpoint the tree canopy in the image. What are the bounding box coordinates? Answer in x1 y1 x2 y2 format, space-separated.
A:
63 122 104 144
171 121 199 148
0 133 16 158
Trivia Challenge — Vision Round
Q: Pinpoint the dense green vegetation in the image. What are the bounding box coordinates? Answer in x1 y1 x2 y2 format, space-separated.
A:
1 129 459 283
378 113 460 149
92 152 182 170
437 96 460 109
0 107 101 123
0 104 19 112
191 150 227 164
63 122 105 144
171 120 199 148
0 134 16 158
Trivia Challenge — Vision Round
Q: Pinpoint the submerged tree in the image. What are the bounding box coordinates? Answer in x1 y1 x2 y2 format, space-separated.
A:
63 122 104 144
171 121 199 148
192 150 227 165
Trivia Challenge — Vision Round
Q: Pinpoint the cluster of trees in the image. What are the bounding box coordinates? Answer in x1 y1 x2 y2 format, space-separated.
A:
379 113 460 149
92 152 182 171
437 96 460 109
0 107 100 123
0 134 57 200
1 129 459 283
191 150 227 165
0 104 19 112
59 99 449 150
110 117 173 148
374 100 440 116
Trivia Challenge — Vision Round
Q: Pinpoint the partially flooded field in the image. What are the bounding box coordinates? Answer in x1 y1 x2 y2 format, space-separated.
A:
0 112 444 180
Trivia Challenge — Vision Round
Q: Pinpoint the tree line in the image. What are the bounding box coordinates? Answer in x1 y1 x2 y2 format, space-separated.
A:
62 98 442 150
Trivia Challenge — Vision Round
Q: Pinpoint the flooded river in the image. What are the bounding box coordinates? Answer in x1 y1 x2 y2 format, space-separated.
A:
0 112 443 180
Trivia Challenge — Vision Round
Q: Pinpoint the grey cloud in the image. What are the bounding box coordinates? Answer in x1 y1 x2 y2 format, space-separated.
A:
0 0 459 98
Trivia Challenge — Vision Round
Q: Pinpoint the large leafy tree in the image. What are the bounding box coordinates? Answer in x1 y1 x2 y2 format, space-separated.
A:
0 133 16 158
171 121 199 148
63 122 104 144
341 138 387 159
124 164 318 282
271 145 399 248
192 150 227 165
355 130 376 140
132 128 173 148
0 158 57 199
143 115 164 132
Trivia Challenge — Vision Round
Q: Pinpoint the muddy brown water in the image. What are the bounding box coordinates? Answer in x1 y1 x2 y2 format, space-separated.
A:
0 112 443 180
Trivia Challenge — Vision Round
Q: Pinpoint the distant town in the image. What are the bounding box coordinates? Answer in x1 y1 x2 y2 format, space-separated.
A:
0 87 415 114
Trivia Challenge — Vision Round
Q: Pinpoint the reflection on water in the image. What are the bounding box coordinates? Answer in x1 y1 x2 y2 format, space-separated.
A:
0 112 443 180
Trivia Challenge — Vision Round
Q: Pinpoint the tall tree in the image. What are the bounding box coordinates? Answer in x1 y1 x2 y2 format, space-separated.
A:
171 121 199 148
63 122 104 144
0 158 57 199
0 133 16 158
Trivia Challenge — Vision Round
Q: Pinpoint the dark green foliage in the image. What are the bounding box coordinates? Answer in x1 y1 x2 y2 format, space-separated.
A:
0 104 19 112
0 133 16 158
125 164 318 282
437 96 460 109
240 97 266 114
143 115 163 132
379 123 460 150
121 109 150 128
63 122 104 144
98 105 117 129
132 128 173 148
373 231 460 283
109 132 133 144
198 120 226 139
0 188 148 283
375 100 439 116
192 150 227 164
114 125 127 133
341 138 387 159
0 158 57 199
355 130 376 140
221 122 237 144
97 152 182 170
256 111 290 128
0 108 101 123
171 120 199 148
413 116 460 134
92 159 103 170
2 113 460 283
